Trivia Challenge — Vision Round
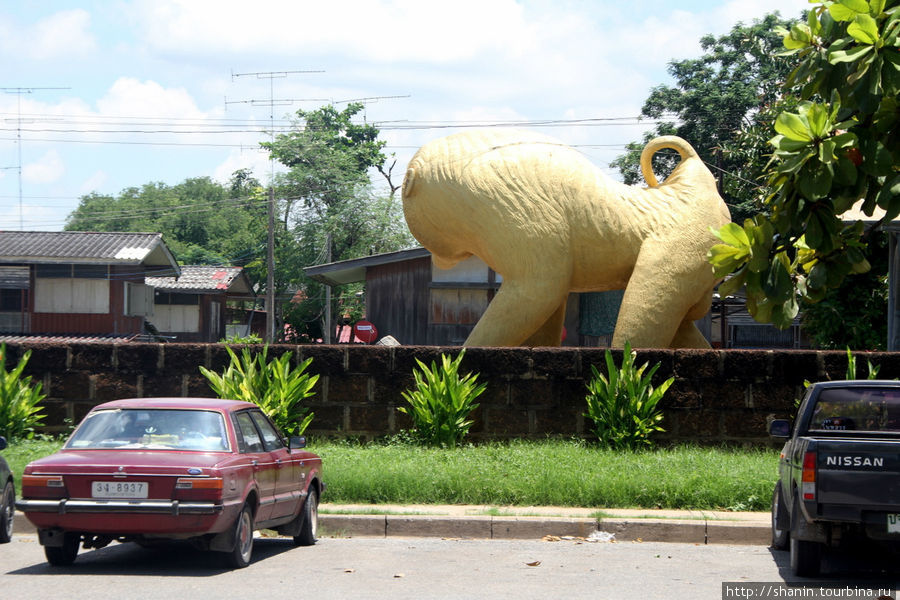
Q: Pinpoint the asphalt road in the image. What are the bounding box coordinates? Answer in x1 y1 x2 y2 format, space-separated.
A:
2 535 897 600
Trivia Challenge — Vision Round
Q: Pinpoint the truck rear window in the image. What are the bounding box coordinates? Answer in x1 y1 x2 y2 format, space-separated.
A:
810 387 900 433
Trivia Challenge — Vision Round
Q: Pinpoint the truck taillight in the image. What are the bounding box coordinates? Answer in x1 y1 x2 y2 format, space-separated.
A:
801 450 816 501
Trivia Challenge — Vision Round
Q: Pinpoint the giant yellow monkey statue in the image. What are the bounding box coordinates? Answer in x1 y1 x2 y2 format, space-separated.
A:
401 129 731 348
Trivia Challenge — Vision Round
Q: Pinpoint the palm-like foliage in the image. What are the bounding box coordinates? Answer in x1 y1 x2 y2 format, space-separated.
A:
399 351 486 447
200 346 318 437
0 344 46 440
584 342 672 450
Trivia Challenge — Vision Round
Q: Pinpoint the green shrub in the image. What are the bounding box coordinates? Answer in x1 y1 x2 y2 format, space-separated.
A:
0 343 46 440
584 341 672 450
219 333 263 344
199 345 318 437
398 351 486 447
845 347 881 380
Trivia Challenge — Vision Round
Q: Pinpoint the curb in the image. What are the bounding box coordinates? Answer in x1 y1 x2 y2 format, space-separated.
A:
318 514 771 545
13 513 770 546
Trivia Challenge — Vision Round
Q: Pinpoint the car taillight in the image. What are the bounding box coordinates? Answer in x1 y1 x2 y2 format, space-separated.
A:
175 477 223 490
801 450 816 501
22 475 64 488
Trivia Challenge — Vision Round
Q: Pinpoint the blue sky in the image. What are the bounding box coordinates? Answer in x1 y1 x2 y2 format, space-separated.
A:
1 0 810 231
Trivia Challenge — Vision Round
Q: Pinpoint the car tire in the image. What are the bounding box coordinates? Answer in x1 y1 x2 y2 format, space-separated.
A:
293 487 318 547
789 500 821 577
226 503 254 569
0 480 14 543
770 482 789 550
45 533 80 566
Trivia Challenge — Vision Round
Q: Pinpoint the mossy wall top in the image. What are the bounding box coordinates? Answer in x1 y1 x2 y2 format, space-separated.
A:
6 342 898 445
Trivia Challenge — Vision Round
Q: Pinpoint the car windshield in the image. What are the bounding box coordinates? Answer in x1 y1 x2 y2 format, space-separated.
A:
810 387 900 433
66 409 230 451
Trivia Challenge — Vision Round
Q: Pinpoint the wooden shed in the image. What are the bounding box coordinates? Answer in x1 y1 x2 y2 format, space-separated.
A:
305 247 596 346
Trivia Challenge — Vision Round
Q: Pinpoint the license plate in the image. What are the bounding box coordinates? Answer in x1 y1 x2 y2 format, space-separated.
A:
92 481 148 499
888 514 900 533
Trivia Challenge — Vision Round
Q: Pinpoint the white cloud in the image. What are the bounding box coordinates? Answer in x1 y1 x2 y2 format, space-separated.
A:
97 77 206 120
0 9 96 60
128 0 534 63
23 150 64 184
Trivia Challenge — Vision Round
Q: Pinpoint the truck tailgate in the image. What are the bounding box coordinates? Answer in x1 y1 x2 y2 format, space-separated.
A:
816 439 900 507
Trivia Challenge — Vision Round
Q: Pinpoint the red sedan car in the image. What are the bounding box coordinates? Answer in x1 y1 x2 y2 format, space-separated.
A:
16 397 323 568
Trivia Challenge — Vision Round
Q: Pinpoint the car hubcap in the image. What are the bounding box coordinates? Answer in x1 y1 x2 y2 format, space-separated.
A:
237 510 252 563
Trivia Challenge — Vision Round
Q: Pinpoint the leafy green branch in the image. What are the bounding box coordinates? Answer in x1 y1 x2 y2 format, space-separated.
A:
708 0 899 328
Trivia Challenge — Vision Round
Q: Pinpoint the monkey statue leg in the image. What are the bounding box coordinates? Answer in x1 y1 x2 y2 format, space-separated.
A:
465 277 570 347
521 301 568 347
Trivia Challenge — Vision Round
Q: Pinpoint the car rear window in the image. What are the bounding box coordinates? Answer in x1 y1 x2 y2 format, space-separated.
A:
66 409 230 451
809 388 900 433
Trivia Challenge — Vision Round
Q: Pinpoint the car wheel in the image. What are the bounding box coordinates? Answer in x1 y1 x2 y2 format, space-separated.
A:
0 481 14 543
789 500 821 577
45 533 80 566
770 482 789 550
226 503 254 569
293 488 318 547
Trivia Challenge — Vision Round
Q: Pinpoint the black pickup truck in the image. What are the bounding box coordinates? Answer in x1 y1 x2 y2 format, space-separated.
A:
769 380 900 576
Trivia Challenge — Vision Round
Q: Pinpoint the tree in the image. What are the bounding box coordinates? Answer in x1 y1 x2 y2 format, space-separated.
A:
611 13 798 222
65 175 268 278
709 0 899 329
261 103 414 340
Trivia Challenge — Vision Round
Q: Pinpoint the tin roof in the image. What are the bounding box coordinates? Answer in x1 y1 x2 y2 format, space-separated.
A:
145 265 254 295
0 333 146 344
0 231 179 270
304 247 431 286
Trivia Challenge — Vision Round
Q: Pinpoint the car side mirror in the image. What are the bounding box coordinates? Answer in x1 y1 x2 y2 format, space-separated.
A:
289 436 307 450
768 419 791 438
0 436 6 451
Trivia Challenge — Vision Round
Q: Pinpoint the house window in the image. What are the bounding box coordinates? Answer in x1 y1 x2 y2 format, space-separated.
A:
155 292 200 305
0 289 25 311
125 283 154 317
34 279 110 314
33 264 111 314
150 291 200 333
431 255 502 284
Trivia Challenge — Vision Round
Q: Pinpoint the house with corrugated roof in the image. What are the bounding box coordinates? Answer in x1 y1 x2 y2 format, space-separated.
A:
0 231 178 341
145 265 255 342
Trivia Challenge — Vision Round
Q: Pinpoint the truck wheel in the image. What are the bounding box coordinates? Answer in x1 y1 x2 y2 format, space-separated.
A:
770 482 789 550
45 533 80 566
293 487 318 547
790 501 821 577
0 481 14 543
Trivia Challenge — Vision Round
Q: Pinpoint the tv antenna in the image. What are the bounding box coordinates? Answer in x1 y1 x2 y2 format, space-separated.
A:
1 86 70 229
228 69 324 343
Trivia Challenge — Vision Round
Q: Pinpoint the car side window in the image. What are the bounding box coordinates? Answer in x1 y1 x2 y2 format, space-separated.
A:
235 412 264 453
249 411 284 452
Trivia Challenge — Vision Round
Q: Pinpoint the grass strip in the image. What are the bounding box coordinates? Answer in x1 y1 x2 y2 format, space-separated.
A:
3 438 778 511
313 439 777 511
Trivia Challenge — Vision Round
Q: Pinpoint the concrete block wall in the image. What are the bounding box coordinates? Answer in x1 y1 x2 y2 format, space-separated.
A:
5 342 899 445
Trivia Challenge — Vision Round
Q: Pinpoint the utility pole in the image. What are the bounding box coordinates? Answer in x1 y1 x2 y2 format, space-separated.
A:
227 70 323 342
1 86 70 229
